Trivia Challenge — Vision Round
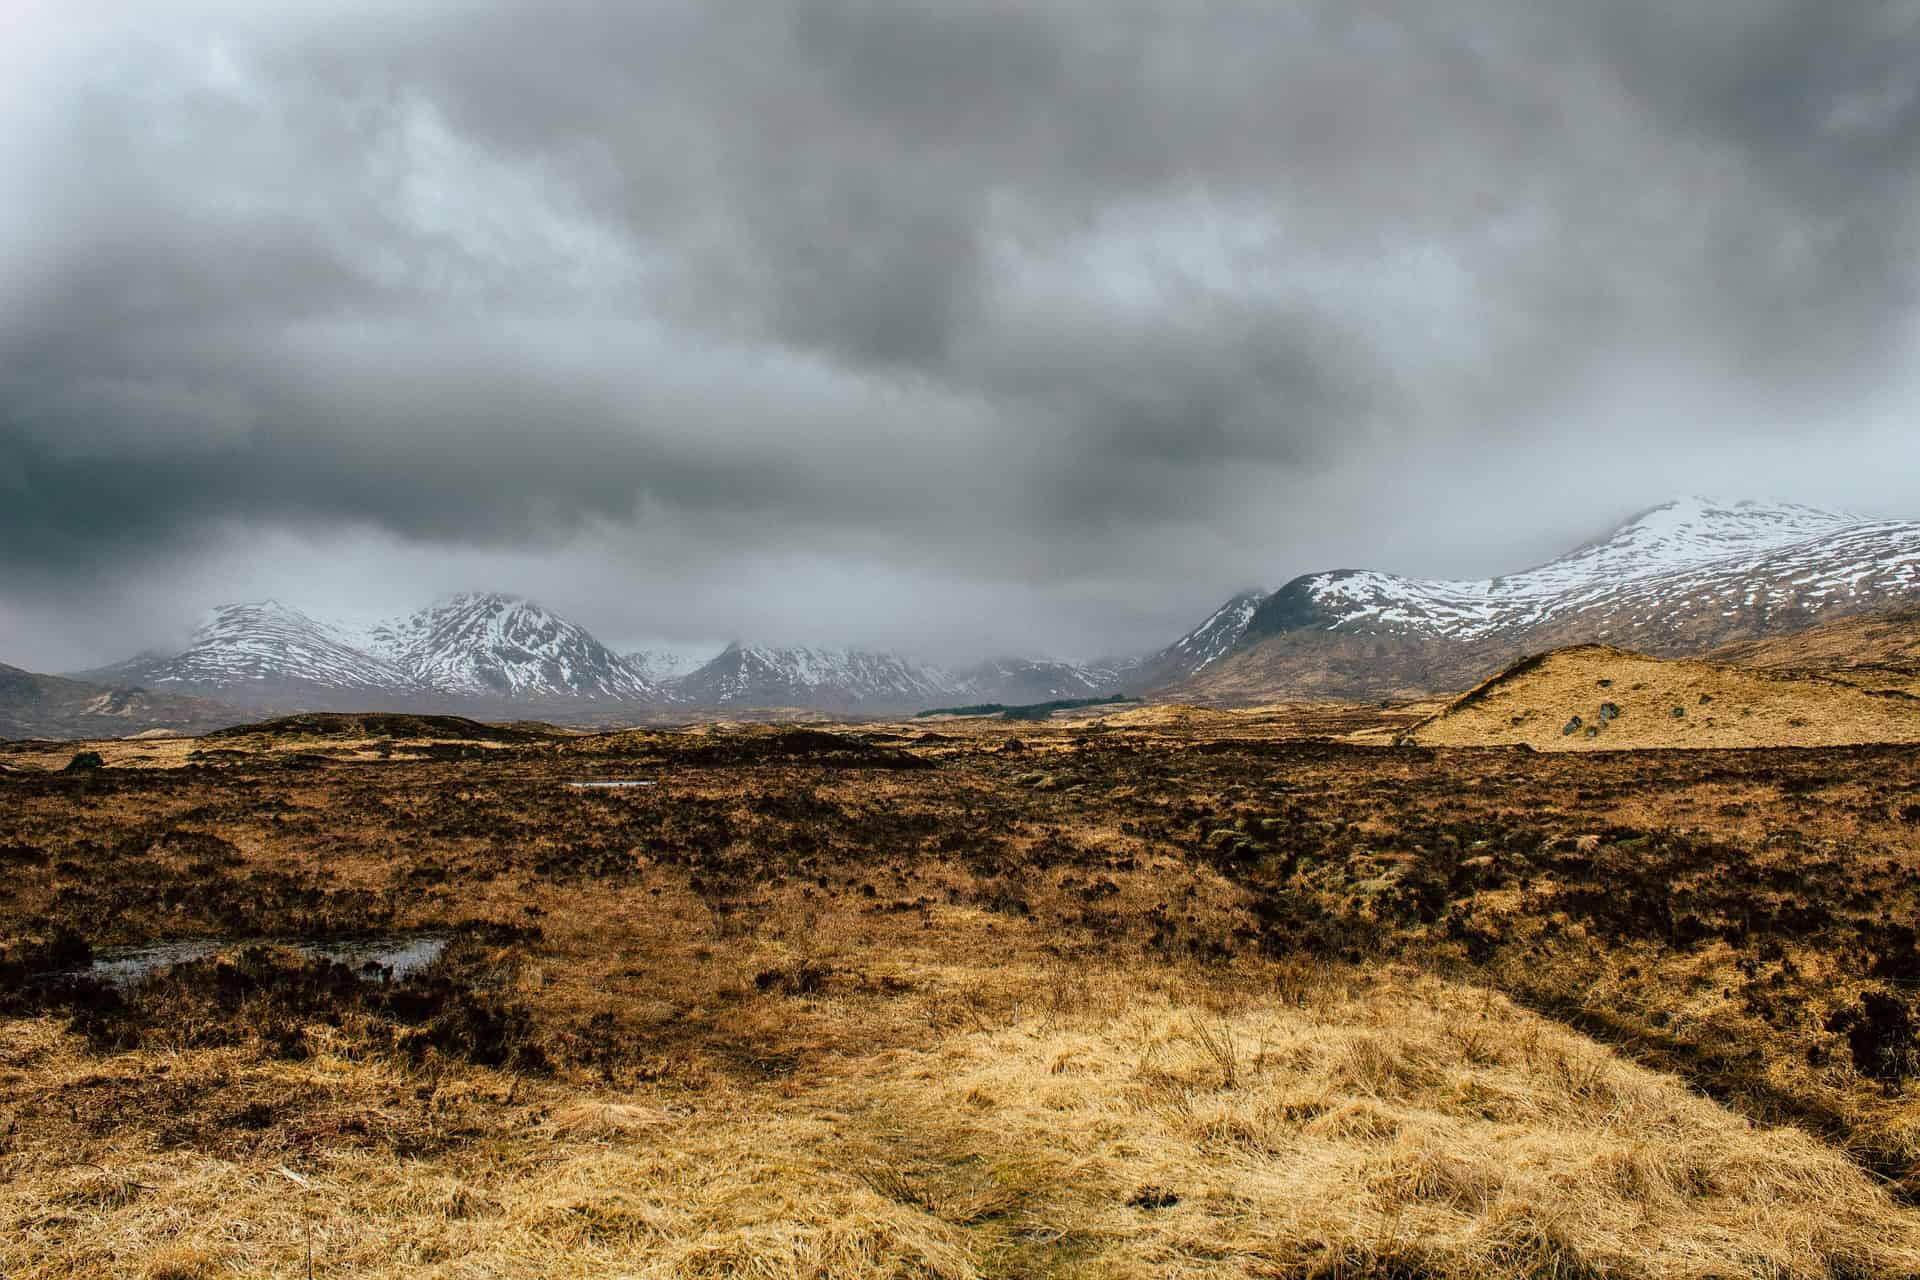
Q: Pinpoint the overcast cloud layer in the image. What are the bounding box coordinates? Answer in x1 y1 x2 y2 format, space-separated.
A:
5 1 1920 669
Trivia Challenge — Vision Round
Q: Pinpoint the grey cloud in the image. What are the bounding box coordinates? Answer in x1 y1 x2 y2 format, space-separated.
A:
4 1 1920 668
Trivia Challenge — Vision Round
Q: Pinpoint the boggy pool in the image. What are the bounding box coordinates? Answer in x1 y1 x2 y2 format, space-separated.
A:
59 931 451 988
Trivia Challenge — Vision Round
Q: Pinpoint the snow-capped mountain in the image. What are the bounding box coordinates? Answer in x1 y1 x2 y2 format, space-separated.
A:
366 593 663 703
1124 588 1266 690
955 656 1133 704
81 594 1137 717
667 645 1147 711
673 644 965 711
1178 498 1920 702
76 498 1909 717
1244 498 1918 647
625 645 717 684
88 601 419 708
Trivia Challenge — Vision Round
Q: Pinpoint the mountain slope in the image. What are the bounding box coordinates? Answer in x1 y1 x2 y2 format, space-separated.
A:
1711 602 1920 673
625 646 716 685
0 663 241 740
87 602 421 710
1178 499 1920 703
674 644 963 711
957 656 1129 705
367 593 663 703
1126 588 1267 691
668 646 1142 711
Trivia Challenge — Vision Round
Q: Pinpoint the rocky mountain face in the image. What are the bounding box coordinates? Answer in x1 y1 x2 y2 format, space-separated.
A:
1177 499 1920 703
366 593 663 703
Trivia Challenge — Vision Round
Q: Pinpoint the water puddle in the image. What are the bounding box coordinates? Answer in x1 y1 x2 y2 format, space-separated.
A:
63 931 451 988
565 780 657 789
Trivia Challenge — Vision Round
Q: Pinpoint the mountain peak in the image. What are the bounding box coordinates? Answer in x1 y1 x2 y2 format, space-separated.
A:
1234 497 1919 655
200 598 318 627
103 598 417 701
367 596 658 702
1614 496 1854 537
434 590 536 613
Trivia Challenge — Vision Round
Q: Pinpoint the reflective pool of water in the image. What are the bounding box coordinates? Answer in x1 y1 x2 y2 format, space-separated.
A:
63 932 452 988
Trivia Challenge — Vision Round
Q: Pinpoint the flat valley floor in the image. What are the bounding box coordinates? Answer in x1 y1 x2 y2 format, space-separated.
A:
5 707 1920 1278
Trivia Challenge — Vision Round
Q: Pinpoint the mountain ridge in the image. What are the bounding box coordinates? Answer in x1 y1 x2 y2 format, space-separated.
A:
51 497 1920 719
1179 498 1920 703
72 597 1138 717
367 593 665 703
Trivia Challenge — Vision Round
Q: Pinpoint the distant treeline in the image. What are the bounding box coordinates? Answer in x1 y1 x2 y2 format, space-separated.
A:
914 694 1141 721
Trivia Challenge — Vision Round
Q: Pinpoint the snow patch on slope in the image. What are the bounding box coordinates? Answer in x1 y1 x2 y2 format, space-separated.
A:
367 593 663 701
124 601 417 693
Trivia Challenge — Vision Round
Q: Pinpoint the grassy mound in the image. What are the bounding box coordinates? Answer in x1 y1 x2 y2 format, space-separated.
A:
568 725 935 769
204 713 545 744
1402 644 1920 750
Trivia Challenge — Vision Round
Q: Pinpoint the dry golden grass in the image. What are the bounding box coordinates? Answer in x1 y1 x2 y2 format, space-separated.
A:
6 958 1918 1279
1404 644 1920 750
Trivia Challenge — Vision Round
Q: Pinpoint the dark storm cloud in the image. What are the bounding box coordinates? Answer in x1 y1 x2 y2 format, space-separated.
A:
4 1 1920 663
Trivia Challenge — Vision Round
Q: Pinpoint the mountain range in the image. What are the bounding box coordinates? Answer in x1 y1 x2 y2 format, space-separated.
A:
9 497 1917 736
75 593 1167 718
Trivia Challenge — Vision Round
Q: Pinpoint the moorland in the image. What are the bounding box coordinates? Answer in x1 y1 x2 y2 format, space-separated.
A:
4 692 1920 1277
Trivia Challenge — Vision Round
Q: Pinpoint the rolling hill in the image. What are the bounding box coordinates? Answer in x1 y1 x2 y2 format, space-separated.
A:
1399 644 1920 750
0 663 241 740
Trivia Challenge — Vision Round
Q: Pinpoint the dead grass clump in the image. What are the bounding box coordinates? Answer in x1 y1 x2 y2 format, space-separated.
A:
546 1101 674 1139
138 1243 225 1280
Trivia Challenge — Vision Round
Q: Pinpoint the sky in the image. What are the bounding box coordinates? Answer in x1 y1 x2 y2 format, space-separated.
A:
4 1 1920 670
